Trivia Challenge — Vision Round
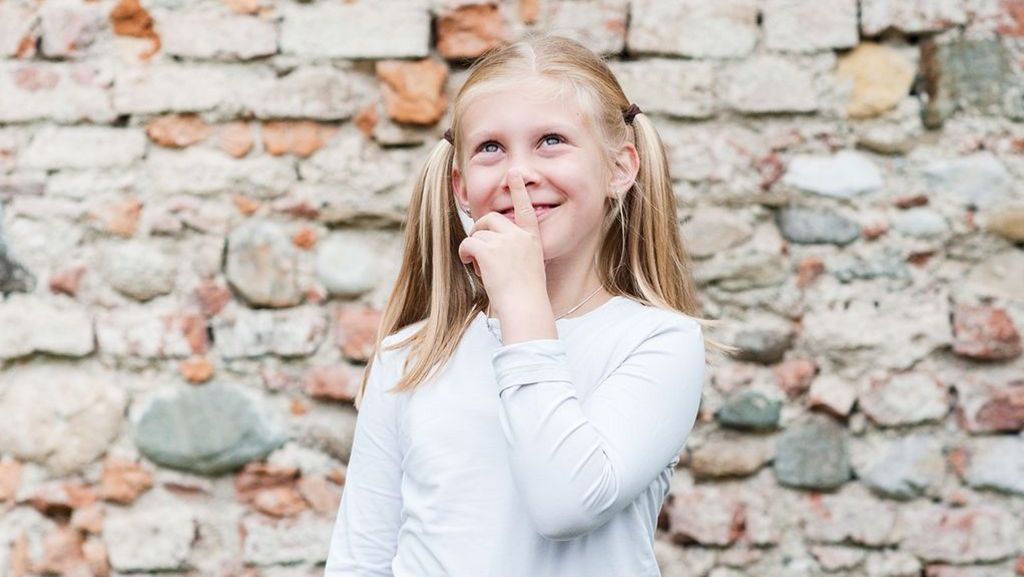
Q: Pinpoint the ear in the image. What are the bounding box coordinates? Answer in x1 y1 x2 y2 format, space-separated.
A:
451 165 469 212
608 141 640 199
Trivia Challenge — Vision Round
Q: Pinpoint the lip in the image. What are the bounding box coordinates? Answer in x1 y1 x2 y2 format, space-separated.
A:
500 204 559 223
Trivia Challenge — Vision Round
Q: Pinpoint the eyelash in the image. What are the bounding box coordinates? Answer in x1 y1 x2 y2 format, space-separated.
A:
476 133 566 154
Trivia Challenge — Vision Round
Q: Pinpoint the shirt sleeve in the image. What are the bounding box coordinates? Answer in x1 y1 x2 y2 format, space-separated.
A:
490 318 705 541
325 349 403 576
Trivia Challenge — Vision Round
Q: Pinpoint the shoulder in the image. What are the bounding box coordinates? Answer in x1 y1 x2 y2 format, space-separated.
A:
616 297 703 337
380 318 427 351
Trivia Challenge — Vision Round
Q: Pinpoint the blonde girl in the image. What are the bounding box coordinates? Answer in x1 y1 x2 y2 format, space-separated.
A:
326 33 730 577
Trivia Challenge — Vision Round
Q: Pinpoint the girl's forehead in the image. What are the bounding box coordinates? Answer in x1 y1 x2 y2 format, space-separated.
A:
460 78 591 133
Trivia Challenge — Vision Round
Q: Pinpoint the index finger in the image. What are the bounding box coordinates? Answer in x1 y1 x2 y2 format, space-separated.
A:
508 169 539 233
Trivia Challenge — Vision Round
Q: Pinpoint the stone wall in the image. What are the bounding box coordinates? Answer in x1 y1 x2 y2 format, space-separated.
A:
1 0 1023 575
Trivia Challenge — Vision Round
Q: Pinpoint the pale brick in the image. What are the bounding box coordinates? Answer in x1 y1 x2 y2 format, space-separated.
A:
240 66 366 121
628 0 757 58
241 510 333 566
0 362 126 476
901 503 1022 563
157 8 277 61
723 55 817 114
104 495 196 572
113 62 274 115
38 0 106 58
861 0 967 35
211 304 327 359
763 0 858 53
608 59 714 119
0 294 94 360
20 126 146 170
95 307 207 358
0 3 37 57
280 1 430 59
801 483 900 546
539 0 628 56
0 62 116 124
145 147 296 198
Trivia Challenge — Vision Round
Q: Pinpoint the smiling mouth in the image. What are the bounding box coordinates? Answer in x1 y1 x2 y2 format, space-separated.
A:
500 204 560 221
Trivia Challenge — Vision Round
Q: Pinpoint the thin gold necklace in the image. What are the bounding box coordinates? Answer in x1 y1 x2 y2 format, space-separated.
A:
485 285 605 343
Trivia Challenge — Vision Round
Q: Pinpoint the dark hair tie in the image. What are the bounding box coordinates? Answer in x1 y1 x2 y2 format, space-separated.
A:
623 103 641 124
442 103 641 144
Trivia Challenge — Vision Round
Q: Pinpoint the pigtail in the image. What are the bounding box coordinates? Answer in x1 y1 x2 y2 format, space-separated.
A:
615 113 738 358
354 137 482 408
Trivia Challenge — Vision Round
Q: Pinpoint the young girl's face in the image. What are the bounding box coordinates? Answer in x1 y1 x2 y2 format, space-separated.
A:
451 76 634 262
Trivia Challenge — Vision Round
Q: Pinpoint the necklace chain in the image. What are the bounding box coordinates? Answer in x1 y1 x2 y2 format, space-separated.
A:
485 285 605 343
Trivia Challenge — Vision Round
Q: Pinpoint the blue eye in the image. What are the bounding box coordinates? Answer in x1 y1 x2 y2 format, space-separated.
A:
541 133 565 146
476 133 566 154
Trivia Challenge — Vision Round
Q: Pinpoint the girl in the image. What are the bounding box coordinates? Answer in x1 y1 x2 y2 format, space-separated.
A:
325 34 730 577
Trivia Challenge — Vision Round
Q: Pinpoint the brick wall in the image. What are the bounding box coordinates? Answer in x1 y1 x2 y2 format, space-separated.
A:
1 0 1023 575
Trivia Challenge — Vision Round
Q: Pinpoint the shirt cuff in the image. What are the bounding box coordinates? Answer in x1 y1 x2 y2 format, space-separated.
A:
491 338 574 395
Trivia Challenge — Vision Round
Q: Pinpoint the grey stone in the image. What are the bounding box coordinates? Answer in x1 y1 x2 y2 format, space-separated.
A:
316 230 393 297
291 403 358 463
856 435 946 500
0 207 33 295
693 251 789 291
226 219 305 308
774 413 851 490
681 207 753 259
783 151 884 198
134 383 285 475
103 241 177 301
923 152 1015 210
964 437 1024 496
731 327 794 364
920 39 1020 128
776 206 860 246
688 430 775 479
717 390 782 431
891 207 949 238
831 253 911 283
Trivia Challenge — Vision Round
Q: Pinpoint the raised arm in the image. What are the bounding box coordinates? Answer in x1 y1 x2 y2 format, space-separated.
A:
491 318 705 541
325 349 403 576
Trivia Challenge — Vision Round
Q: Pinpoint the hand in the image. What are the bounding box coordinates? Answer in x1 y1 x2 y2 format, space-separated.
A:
458 169 548 317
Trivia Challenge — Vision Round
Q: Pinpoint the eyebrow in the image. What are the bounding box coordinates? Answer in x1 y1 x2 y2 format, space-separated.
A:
466 123 578 147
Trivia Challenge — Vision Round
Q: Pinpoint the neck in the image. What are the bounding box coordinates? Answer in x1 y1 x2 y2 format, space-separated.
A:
487 244 612 320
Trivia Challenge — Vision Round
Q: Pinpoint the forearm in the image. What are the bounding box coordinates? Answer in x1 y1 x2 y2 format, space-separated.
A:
494 294 557 344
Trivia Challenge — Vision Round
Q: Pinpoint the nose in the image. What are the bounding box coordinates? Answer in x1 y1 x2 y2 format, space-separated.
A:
502 163 540 194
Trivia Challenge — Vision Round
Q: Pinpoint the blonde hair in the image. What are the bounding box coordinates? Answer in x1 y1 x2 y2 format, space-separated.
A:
355 34 736 408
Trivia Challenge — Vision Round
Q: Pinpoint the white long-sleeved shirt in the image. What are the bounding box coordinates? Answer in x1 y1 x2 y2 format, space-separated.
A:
325 295 706 577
